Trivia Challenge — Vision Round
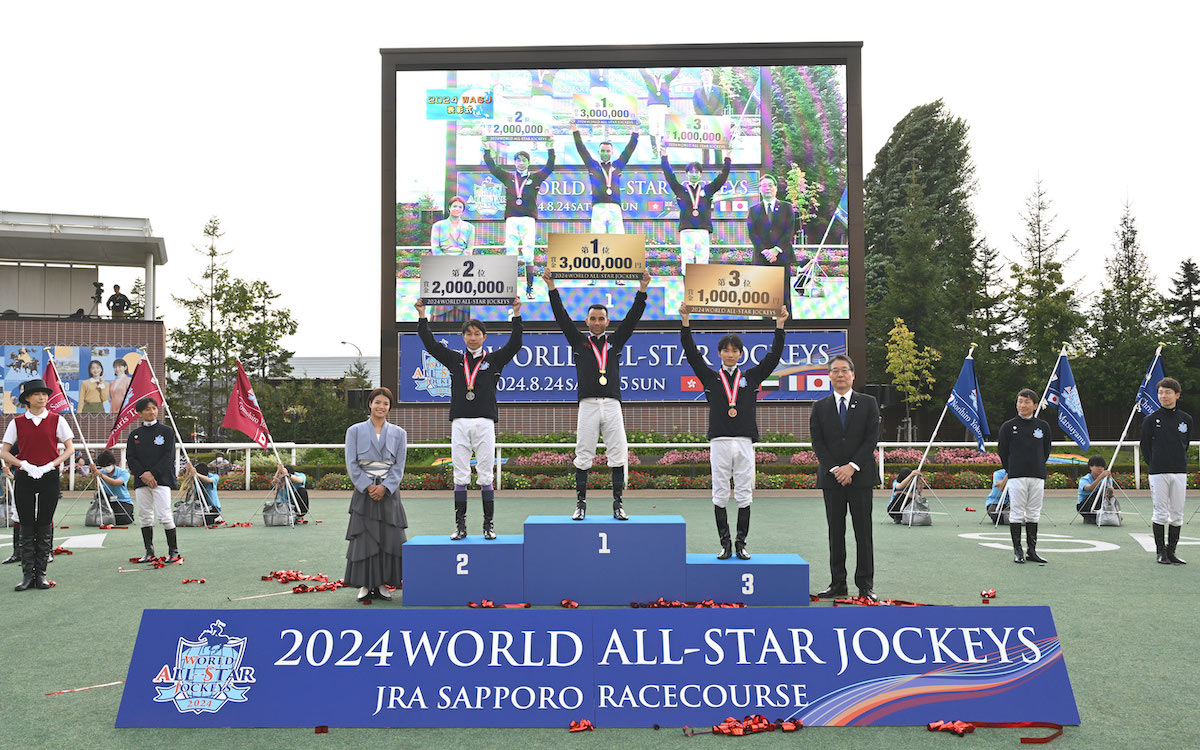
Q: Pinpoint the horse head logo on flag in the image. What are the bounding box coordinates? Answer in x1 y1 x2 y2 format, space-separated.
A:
1061 385 1084 417
153 619 255 714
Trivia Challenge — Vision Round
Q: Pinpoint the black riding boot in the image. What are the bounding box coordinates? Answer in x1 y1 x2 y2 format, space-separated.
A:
1154 522 1171 564
34 524 53 588
450 499 468 541
611 466 628 520
572 469 588 520
13 525 36 591
1010 522 1025 563
137 526 156 563
715 505 732 559
482 499 496 540
165 527 181 562
1167 525 1187 565
735 506 752 560
1024 522 1048 563
2 524 20 564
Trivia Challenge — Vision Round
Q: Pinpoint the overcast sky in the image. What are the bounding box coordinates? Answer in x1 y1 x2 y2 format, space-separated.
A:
3 1 1195 356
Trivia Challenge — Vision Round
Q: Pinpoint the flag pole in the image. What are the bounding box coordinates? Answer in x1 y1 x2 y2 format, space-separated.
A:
900 343 978 527
1034 343 1070 419
1107 343 1164 472
42 351 107 522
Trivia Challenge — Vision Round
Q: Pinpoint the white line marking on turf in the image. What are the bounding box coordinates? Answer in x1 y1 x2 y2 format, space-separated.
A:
1129 532 1200 552
958 532 1120 552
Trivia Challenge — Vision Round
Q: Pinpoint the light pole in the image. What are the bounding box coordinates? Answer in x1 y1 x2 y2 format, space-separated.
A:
339 341 363 359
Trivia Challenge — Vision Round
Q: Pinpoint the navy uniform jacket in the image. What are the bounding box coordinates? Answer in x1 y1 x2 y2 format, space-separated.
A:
126 422 177 490
662 156 731 232
1140 406 1194 474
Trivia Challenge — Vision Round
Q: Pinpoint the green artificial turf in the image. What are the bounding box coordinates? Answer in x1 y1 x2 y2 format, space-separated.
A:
1 489 1197 749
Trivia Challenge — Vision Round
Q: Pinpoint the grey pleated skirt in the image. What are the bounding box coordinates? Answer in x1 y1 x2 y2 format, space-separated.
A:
344 487 407 588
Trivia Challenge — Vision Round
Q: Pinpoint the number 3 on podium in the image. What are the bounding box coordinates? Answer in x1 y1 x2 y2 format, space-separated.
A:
456 553 469 575
598 532 611 555
741 573 754 595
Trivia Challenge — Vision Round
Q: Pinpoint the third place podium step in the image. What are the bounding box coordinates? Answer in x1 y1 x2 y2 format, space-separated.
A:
523 515 686 605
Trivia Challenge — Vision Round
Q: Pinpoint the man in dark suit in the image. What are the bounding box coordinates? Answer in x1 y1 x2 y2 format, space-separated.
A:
747 175 796 316
809 354 881 601
692 67 726 164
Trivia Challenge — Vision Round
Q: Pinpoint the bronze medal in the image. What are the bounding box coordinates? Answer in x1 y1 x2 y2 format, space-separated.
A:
728 407 737 418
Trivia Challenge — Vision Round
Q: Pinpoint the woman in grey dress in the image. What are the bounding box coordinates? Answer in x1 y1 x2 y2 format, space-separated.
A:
344 387 408 602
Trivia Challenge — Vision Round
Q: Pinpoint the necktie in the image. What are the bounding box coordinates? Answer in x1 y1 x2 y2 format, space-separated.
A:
838 396 847 427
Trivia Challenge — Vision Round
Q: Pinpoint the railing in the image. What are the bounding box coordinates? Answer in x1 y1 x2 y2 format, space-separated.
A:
75 440 1182 492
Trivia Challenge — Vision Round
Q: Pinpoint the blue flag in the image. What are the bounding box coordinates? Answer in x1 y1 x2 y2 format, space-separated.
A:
1136 353 1166 415
946 355 990 452
833 188 849 226
1044 354 1090 451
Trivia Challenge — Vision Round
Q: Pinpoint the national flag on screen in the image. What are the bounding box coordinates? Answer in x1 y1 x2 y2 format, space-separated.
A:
222 360 272 448
1044 354 1090 451
758 378 779 391
680 375 704 392
41 359 73 414
833 188 849 226
1136 352 1166 415
717 199 749 213
946 355 990 452
646 199 665 212
106 361 162 448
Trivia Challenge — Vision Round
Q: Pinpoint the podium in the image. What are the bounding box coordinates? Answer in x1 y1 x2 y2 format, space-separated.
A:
685 553 809 606
401 535 524 606
522 516 686 605
401 514 809 607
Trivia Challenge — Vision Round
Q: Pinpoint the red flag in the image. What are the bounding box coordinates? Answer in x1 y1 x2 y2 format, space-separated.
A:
221 360 271 448
680 375 704 392
42 359 73 414
106 361 162 448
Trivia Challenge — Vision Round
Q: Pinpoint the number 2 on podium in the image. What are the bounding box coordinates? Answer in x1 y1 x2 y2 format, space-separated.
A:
598 532 611 555
456 553 469 575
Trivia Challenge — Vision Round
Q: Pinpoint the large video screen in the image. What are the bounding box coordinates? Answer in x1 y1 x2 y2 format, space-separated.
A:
395 64 849 325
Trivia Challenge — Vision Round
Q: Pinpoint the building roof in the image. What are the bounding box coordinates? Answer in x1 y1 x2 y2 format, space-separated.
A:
0 211 167 266
286 356 380 386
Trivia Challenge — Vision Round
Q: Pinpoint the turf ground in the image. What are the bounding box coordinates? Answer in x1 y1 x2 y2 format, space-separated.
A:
2 488 1198 749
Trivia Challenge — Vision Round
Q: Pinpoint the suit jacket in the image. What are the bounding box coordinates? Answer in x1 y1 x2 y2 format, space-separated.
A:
692 86 726 115
344 420 407 495
747 200 796 267
810 390 880 489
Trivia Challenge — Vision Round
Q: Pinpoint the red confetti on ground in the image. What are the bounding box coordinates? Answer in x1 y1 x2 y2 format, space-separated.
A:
263 569 333 584
981 589 997 599
296 519 309 524
315 520 324 523
631 598 746 609
98 525 129 529
561 599 580 609
928 720 1064 743
314 726 328 734
229 522 253 527
832 596 932 607
293 581 345 594
51 546 73 556
683 715 801 737
181 578 206 584
568 719 595 732
48 579 57 587
468 599 531 608
59 526 69 529
361 599 372 605
964 506 977 512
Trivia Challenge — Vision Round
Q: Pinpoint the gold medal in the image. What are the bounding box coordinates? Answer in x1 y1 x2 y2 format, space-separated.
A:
598 375 608 386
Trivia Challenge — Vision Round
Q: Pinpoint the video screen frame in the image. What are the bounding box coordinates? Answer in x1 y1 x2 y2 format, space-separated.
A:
381 42 865 397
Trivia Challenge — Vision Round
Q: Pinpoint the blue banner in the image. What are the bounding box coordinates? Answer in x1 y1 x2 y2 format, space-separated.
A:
1137 352 1165 415
116 606 1080 728
946 355 990 452
454 167 760 221
1044 355 1090 451
400 329 846 403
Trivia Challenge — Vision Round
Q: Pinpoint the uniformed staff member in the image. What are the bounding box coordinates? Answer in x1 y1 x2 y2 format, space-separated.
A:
573 125 639 235
545 267 650 521
416 298 523 541
1 379 74 591
483 142 555 299
997 389 1053 564
1140 377 1193 565
126 396 181 563
662 155 731 271
680 302 786 559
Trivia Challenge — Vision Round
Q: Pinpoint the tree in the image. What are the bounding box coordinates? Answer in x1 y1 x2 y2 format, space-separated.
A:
1009 180 1084 376
253 380 359 444
1085 204 1163 405
885 318 941 441
1164 257 1200 385
967 239 1019 424
167 218 298 441
127 277 147 319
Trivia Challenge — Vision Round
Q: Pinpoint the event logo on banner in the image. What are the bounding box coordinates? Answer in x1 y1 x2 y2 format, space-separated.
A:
401 330 846 403
117 607 1079 728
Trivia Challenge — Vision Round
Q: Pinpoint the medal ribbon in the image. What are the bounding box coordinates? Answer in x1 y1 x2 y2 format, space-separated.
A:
686 183 703 212
463 353 485 391
514 172 529 199
720 368 741 408
588 337 609 377
601 163 615 193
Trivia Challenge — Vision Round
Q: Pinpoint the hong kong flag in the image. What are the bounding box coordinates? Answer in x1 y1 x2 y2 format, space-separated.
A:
41 359 74 414
221 360 271 448
106 360 163 448
680 375 704 392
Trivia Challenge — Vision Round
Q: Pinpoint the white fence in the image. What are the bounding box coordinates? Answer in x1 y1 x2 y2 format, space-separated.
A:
74 440 1182 492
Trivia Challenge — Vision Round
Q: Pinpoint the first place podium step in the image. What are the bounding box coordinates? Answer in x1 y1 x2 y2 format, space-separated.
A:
523 515 686 605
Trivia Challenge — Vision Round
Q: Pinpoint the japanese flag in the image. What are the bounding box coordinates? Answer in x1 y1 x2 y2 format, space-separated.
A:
806 374 831 391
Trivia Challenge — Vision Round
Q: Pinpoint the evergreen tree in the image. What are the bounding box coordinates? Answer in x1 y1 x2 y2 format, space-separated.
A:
1164 257 1200 384
1086 204 1163 405
167 218 298 441
1009 180 1084 376
968 239 1019 424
